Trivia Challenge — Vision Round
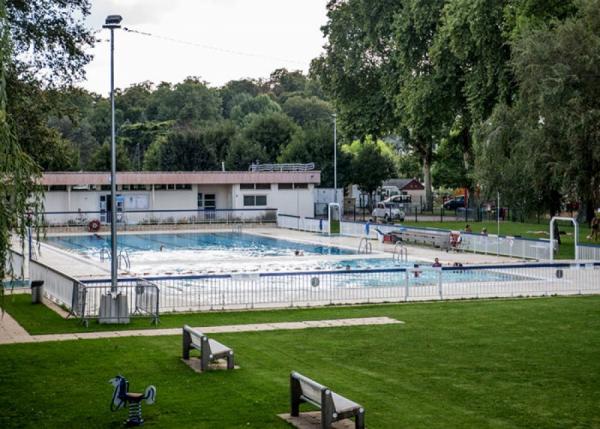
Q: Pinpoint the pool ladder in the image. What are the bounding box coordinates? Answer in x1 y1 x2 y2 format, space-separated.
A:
357 237 372 254
393 242 408 263
118 249 131 271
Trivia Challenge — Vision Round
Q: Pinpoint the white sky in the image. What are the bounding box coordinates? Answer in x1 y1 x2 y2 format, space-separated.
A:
81 0 329 95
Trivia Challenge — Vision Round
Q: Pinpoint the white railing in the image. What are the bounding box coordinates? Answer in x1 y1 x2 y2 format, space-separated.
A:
83 262 600 312
249 162 315 172
578 243 600 261
290 219 558 260
6 250 25 278
277 214 328 234
29 259 77 308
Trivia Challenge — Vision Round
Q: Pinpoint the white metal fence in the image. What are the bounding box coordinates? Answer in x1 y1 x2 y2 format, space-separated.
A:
29 259 77 307
578 243 600 261
83 262 600 313
277 214 329 233
281 216 558 260
5 250 25 278
43 208 277 230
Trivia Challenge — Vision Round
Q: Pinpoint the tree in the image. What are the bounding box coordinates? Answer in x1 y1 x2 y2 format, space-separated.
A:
89 142 132 171
1 1 44 284
230 94 281 124
147 77 222 125
240 112 300 161
225 138 267 171
220 78 263 118
278 123 352 188
118 120 173 170
502 0 600 222
348 136 396 209
152 129 219 171
282 96 333 127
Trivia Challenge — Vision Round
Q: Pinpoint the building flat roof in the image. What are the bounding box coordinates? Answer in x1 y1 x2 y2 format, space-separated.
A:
41 171 321 186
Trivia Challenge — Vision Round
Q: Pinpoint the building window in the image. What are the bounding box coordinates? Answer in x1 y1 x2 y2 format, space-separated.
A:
278 183 293 190
255 183 271 190
294 183 308 189
167 184 176 190
240 183 254 190
197 193 203 208
175 184 192 190
205 194 216 209
48 185 67 191
243 195 267 206
153 184 166 190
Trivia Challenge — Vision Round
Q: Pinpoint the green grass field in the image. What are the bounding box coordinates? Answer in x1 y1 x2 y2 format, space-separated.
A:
401 220 598 259
1 296 600 428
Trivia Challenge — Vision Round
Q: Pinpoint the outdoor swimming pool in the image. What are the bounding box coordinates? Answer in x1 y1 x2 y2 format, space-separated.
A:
45 231 354 264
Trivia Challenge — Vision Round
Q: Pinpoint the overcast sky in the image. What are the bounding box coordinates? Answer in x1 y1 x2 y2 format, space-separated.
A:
82 0 329 95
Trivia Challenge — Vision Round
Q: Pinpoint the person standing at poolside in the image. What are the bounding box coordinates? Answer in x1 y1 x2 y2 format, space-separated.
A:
432 257 442 267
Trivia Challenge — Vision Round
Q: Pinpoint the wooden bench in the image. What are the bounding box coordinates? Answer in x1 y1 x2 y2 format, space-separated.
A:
290 371 365 429
182 325 234 371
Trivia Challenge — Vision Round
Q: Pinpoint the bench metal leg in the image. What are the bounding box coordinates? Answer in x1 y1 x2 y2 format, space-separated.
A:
321 390 334 429
355 409 365 429
226 351 234 370
290 375 301 417
182 329 191 360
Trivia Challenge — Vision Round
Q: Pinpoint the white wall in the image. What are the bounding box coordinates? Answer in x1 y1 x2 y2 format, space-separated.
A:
232 184 315 218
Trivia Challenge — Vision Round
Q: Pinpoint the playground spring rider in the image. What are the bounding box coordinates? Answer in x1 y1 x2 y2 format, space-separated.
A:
110 375 156 426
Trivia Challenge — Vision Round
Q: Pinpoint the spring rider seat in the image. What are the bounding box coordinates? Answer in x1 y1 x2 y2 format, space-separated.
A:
109 375 156 426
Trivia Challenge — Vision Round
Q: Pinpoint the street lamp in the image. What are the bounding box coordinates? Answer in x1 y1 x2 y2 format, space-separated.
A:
332 113 337 203
103 14 122 293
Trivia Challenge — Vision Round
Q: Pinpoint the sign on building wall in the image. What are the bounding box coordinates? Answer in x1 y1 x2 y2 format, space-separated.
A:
125 194 149 209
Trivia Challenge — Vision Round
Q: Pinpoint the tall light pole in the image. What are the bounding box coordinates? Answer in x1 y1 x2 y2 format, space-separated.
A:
103 15 122 293
332 113 337 203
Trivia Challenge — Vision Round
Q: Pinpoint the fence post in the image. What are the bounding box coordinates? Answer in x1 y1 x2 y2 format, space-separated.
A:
404 271 409 302
437 269 443 300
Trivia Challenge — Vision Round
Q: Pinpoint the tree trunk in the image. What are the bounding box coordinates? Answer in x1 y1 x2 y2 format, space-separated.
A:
423 156 433 211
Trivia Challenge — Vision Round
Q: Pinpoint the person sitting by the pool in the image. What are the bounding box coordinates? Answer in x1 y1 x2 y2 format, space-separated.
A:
413 263 422 278
432 257 442 267
294 250 304 256
481 227 488 236
465 224 472 233
159 245 164 251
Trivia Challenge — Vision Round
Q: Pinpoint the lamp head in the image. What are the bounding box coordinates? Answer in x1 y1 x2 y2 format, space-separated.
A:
103 15 123 29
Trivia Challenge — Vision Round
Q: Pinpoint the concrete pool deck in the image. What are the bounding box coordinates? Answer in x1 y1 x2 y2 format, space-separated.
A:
18 227 522 280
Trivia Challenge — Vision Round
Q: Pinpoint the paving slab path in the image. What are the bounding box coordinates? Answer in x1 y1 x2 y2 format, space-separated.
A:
0 316 403 345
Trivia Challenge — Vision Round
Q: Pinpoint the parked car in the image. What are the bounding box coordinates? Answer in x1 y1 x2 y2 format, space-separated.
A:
372 202 405 222
443 196 465 210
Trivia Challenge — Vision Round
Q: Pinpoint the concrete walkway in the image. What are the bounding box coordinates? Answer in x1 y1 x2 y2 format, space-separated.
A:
0 315 403 345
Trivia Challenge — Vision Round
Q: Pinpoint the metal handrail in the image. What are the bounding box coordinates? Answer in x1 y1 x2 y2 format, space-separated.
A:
358 238 372 254
118 249 131 271
249 162 315 172
393 242 408 263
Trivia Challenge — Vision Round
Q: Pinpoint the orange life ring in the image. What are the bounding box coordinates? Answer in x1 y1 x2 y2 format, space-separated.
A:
88 219 101 232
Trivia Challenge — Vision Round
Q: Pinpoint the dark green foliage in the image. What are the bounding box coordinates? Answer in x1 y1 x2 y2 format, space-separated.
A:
241 112 300 161
88 142 132 171
350 137 396 207
152 128 220 171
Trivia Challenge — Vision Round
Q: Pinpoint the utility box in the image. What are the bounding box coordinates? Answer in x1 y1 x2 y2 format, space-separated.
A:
31 280 44 304
99 293 130 324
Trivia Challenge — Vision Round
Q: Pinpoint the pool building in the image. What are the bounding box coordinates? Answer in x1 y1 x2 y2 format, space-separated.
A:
40 169 320 224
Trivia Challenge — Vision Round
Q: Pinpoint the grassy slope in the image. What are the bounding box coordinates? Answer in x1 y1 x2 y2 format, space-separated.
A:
401 220 598 259
1 296 600 428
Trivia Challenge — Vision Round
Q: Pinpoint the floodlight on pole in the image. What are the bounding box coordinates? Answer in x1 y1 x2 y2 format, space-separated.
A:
103 15 122 293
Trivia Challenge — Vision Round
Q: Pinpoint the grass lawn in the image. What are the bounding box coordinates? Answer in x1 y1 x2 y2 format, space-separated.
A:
401 220 598 259
1 296 600 428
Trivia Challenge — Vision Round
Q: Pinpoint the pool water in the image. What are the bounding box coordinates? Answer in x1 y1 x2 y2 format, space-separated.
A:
45 232 353 261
